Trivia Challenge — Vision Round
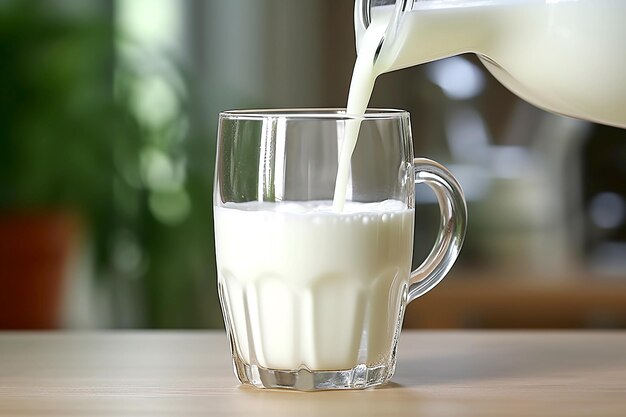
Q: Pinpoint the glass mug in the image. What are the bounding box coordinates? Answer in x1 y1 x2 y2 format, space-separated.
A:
214 109 466 390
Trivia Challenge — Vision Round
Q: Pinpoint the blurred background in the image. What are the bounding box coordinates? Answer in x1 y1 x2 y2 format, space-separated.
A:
1 0 625 330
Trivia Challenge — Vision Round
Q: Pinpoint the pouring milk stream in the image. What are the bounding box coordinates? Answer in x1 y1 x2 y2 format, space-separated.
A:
334 0 626 210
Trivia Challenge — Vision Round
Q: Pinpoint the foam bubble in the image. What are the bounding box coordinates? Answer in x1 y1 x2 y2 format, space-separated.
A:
222 199 409 215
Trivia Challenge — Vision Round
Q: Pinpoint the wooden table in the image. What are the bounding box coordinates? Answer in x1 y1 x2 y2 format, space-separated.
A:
1 331 625 416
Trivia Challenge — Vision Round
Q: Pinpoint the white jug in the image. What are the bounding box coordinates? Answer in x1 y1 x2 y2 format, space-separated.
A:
355 0 626 128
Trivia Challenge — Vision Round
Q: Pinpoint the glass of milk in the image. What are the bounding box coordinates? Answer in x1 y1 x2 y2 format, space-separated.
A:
214 109 466 390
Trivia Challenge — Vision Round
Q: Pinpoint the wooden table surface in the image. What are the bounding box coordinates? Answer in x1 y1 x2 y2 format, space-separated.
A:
1 331 625 416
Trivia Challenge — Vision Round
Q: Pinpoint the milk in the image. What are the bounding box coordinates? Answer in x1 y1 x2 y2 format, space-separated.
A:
215 200 413 370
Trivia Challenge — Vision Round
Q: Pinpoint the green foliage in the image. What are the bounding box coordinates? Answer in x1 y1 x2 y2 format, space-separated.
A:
0 1 222 328
0 1 142 273
0 2 138 210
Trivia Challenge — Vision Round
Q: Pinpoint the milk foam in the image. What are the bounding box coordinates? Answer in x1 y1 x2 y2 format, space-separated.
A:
225 199 407 214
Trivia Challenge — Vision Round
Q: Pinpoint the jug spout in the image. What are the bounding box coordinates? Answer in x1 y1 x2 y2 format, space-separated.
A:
354 0 490 73
354 0 406 52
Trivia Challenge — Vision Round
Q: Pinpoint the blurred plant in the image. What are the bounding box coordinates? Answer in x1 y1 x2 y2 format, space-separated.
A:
0 0 221 328
0 0 142 270
113 40 221 328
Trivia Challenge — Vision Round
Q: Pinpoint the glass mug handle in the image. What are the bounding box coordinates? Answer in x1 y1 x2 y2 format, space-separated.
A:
408 158 467 302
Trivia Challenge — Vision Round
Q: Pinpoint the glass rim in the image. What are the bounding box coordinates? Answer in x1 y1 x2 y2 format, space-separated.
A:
219 108 409 121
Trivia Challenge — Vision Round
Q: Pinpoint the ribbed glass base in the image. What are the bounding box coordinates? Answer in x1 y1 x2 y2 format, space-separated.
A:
231 354 395 391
